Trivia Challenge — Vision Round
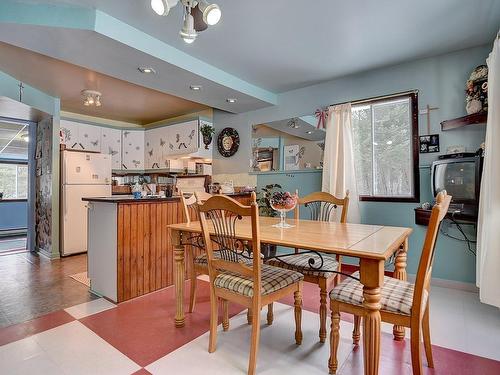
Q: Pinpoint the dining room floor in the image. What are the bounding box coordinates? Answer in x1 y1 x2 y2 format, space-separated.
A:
0 277 499 375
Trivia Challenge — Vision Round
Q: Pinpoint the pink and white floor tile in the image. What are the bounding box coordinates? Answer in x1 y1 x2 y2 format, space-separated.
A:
0 278 499 375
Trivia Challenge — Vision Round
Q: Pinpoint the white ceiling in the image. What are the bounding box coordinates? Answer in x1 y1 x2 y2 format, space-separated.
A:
25 0 500 92
0 120 29 159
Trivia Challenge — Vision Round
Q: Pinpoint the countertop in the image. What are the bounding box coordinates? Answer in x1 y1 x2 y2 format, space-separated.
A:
82 192 252 204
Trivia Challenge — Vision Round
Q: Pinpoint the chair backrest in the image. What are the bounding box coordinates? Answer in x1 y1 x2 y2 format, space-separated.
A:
294 190 350 223
411 191 451 316
179 190 212 223
198 192 261 286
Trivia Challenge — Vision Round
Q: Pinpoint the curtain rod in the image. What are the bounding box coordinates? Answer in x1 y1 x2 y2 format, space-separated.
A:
330 89 419 108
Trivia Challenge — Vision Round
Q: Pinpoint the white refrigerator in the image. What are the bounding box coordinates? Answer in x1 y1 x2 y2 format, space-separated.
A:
61 150 112 256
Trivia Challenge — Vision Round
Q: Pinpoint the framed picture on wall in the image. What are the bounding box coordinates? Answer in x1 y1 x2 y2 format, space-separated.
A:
419 134 440 153
284 144 300 170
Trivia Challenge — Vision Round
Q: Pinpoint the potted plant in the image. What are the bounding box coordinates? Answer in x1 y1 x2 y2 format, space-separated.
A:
200 124 215 149
257 183 282 258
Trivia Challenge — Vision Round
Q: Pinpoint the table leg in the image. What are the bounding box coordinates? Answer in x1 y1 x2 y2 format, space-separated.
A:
393 238 408 341
172 230 186 328
360 259 384 375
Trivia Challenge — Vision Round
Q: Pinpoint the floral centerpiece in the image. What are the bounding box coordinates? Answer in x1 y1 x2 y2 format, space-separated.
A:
270 191 298 228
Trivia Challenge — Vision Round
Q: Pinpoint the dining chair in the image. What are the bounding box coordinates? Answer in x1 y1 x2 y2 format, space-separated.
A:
267 190 349 343
198 193 304 375
328 191 451 374
179 190 212 313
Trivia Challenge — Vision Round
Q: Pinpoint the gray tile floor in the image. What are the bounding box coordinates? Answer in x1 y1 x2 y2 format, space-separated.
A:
0 252 97 328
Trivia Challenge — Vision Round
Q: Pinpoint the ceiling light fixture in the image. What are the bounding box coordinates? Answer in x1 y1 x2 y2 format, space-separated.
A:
138 67 156 74
81 90 102 107
306 131 313 134
287 118 300 129
226 98 237 103
150 0 221 44
190 85 202 91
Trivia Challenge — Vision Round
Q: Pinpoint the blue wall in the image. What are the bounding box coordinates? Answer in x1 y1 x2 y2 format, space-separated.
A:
0 201 27 231
214 44 492 284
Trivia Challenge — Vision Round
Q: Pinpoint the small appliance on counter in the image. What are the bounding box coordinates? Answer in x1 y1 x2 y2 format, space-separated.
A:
175 175 210 194
220 180 235 194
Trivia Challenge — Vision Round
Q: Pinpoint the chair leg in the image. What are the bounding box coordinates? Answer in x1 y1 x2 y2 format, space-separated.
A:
422 303 434 368
294 285 303 345
222 299 229 332
410 318 423 375
329 302 341 374
208 288 218 353
247 308 253 325
189 263 198 313
248 305 261 375
267 303 274 325
352 315 361 345
319 278 328 343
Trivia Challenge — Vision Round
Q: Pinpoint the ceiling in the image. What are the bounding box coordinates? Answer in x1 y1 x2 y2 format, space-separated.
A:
22 0 500 93
258 116 325 141
0 119 29 159
0 42 208 124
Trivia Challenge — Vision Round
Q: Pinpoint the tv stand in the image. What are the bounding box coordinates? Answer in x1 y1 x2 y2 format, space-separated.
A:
414 207 477 226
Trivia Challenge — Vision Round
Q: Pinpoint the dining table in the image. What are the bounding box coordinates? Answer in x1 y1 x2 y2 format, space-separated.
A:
168 216 412 375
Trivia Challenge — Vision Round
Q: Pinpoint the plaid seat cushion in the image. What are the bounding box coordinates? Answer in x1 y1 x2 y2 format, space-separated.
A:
194 252 260 267
214 264 304 297
267 253 339 278
330 271 414 315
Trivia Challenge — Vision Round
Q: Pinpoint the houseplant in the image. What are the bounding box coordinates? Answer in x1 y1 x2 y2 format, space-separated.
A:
257 183 282 257
200 124 215 149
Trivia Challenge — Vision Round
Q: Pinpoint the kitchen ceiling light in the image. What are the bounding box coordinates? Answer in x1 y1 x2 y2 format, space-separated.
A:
138 67 156 74
190 85 202 91
198 0 221 25
226 98 237 103
81 90 103 108
150 0 221 43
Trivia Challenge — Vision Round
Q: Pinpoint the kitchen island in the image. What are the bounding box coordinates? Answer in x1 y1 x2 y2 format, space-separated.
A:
83 193 252 303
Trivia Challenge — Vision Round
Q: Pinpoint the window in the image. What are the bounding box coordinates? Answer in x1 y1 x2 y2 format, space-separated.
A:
351 93 419 202
0 162 28 200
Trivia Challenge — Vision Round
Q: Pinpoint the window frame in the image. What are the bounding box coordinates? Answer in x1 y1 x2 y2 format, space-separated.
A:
0 159 29 202
353 92 420 203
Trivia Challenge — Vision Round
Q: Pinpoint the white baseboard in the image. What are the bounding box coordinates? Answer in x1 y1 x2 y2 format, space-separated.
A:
407 273 479 293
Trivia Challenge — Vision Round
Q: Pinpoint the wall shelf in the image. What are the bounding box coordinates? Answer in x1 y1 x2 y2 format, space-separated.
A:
440 112 487 131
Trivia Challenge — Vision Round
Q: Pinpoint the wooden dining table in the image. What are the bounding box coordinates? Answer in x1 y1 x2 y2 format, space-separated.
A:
168 216 412 375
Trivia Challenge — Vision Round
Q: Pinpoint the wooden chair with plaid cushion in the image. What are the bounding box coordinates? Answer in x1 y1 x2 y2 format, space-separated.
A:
267 190 349 343
328 191 451 375
198 193 304 375
179 190 213 313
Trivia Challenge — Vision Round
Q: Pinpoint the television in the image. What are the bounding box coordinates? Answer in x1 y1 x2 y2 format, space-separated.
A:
431 156 483 215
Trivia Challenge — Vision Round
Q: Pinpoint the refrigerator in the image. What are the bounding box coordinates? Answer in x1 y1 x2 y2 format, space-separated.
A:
61 150 112 256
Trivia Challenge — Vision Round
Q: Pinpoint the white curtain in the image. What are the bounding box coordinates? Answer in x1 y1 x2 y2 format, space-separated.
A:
477 35 500 308
322 103 361 223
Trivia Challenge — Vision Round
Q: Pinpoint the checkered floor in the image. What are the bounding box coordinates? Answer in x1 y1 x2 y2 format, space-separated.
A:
1 279 499 375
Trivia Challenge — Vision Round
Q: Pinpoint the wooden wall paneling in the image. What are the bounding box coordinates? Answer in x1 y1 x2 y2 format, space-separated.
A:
143 203 151 294
156 203 162 289
123 204 131 301
130 204 138 299
137 204 144 296
161 202 168 288
117 205 125 302
150 203 157 291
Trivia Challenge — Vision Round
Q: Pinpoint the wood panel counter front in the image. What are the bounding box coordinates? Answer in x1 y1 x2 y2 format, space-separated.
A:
84 194 252 303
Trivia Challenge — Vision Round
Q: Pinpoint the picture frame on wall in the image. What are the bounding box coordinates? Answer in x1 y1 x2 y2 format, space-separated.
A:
419 134 440 153
284 144 300 170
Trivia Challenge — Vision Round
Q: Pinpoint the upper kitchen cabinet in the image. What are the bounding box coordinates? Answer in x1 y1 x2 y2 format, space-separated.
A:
122 130 145 170
145 126 168 170
164 120 199 156
101 127 122 170
190 119 213 159
60 120 101 152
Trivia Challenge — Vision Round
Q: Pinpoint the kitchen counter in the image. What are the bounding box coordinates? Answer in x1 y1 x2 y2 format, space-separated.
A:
85 192 252 303
83 192 252 204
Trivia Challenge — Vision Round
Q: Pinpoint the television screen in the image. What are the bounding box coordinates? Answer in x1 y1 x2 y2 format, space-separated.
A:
433 161 476 202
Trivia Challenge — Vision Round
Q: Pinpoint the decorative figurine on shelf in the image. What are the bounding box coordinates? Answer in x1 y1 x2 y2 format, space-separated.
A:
270 190 298 228
466 64 488 114
199 123 215 149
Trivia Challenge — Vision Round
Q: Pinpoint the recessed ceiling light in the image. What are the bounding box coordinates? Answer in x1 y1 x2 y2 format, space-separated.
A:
138 67 156 74
306 131 313 134
190 85 202 91
226 98 237 103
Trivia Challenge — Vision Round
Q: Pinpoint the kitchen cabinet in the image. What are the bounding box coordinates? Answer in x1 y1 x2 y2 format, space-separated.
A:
59 120 101 152
163 120 199 157
121 130 144 170
101 127 122 170
144 126 168 169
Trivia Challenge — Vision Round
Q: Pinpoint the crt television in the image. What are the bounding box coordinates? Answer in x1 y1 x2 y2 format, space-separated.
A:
431 156 483 215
